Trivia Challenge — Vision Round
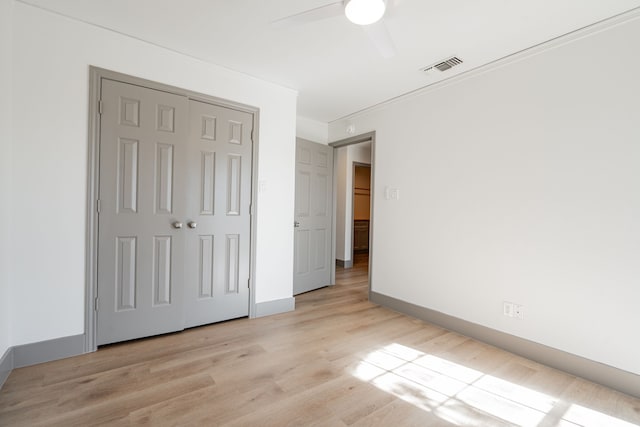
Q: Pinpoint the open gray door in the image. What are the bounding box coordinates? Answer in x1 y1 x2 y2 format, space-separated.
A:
97 79 188 345
293 138 334 294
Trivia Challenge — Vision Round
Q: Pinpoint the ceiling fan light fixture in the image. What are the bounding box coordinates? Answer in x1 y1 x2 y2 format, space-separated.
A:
345 0 386 26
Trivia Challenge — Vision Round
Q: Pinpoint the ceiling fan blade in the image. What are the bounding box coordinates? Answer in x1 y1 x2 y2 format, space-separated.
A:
271 1 344 28
362 20 397 58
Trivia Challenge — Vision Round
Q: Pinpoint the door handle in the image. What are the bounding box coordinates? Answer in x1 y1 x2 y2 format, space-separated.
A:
172 221 183 229
187 221 197 229
294 221 300 228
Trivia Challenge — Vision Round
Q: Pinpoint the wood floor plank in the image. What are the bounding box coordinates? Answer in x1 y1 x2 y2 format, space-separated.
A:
1 254 639 426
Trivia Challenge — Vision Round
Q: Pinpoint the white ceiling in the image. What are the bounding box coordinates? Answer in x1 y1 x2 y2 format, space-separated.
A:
19 0 640 122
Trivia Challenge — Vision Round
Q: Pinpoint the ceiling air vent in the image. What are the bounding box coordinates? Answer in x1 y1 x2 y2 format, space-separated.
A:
422 56 463 74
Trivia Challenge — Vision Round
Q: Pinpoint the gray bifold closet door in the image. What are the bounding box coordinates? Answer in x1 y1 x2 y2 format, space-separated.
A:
97 79 252 345
183 100 253 329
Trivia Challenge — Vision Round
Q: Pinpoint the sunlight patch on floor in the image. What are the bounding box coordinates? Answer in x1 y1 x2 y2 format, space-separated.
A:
351 343 639 427
561 404 639 427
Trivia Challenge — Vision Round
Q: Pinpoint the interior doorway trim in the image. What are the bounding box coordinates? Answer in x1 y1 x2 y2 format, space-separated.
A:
329 131 376 295
84 67 261 352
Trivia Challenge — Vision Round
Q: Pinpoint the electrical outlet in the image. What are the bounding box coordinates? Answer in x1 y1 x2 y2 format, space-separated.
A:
514 304 524 319
504 301 524 319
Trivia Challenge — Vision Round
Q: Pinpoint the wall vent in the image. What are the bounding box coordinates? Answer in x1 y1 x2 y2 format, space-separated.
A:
422 56 463 74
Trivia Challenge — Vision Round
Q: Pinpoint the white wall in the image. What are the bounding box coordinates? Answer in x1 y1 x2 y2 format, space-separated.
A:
335 144 371 262
0 0 13 357
10 4 297 347
296 116 329 144
329 16 640 375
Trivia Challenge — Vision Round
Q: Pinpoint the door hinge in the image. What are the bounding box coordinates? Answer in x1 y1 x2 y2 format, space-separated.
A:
96 199 101 213
98 100 103 115
94 297 99 311
247 279 250 289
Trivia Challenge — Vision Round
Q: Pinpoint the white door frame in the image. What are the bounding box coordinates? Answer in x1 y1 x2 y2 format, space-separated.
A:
84 67 261 352
329 131 376 295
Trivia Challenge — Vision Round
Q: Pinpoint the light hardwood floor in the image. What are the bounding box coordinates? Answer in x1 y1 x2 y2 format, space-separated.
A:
1 255 639 426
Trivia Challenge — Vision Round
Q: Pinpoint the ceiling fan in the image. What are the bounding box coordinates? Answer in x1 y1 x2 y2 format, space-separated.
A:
272 0 397 58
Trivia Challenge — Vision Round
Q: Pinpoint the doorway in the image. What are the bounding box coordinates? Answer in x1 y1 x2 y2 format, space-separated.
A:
353 162 371 252
330 132 375 294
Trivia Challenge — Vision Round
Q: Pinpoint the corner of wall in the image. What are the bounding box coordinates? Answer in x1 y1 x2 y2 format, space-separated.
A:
254 297 295 318
0 347 12 390
296 116 329 144
0 0 14 359
0 334 86 390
